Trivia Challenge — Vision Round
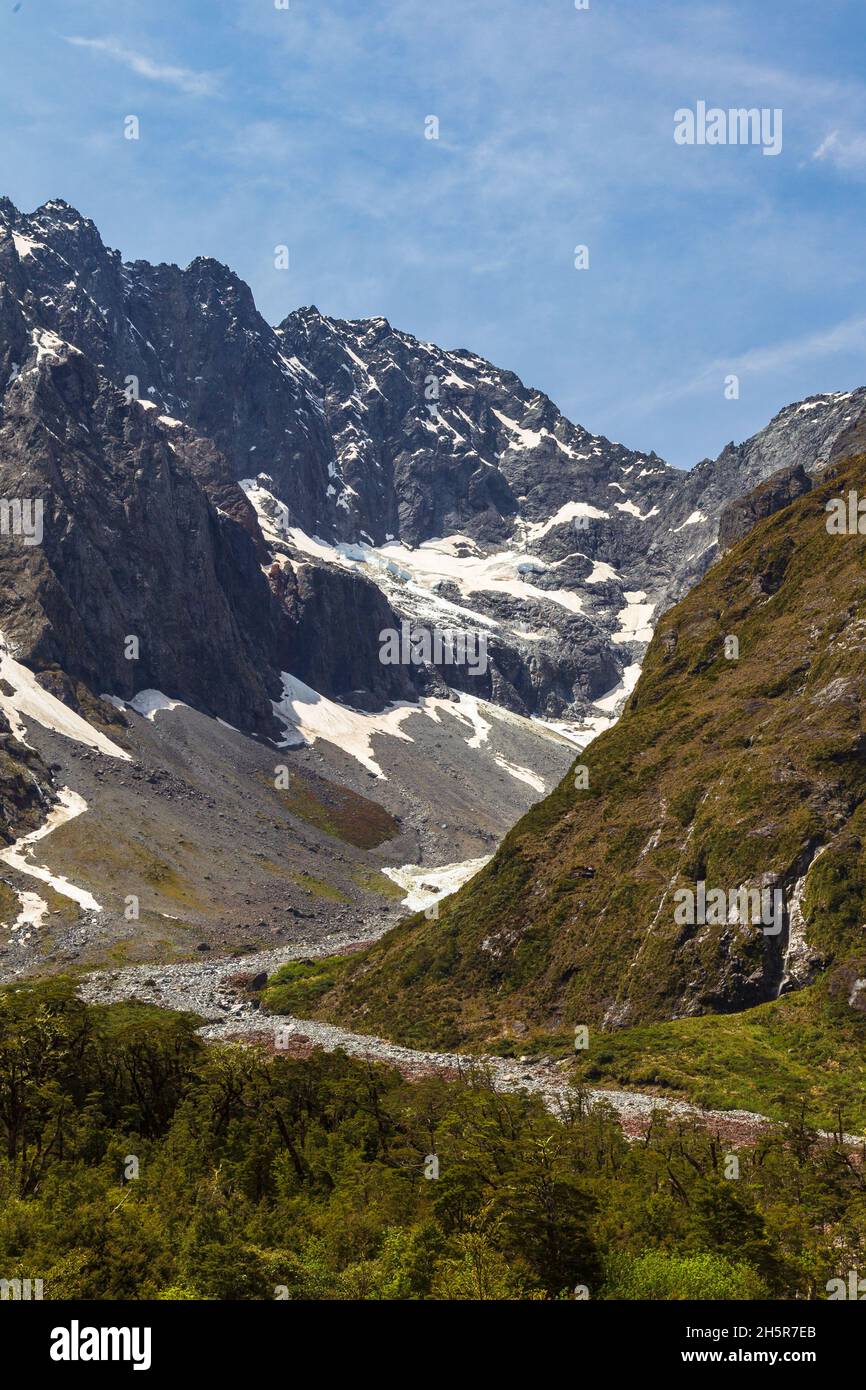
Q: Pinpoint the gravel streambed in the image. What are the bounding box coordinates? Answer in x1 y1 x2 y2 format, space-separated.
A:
76 932 813 1144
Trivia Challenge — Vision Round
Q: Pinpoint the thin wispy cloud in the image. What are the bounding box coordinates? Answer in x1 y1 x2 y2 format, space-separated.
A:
812 129 866 174
64 36 217 98
814 131 842 161
632 315 866 416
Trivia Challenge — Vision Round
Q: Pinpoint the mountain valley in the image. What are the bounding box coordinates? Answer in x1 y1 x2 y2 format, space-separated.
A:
1 196 865 1139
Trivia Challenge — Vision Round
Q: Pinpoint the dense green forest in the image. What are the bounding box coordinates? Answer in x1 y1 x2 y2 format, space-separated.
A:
1 978 864 1301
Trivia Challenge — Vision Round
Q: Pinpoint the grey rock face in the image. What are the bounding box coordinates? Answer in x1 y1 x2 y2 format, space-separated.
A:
0 341 282 735
0 197 334 531
648 390 866 610
276 307 684 720
0 708 56 844
717 464 813 553
0 200 418 729
278 306 677 547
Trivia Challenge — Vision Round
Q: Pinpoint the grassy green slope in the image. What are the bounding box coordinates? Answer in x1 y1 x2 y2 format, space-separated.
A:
315 453 866 1067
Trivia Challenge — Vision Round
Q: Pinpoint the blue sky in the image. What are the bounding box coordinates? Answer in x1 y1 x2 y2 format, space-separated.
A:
2 0 866 467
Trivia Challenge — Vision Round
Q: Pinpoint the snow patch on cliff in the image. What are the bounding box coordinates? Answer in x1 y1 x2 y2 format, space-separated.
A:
0 641 131 760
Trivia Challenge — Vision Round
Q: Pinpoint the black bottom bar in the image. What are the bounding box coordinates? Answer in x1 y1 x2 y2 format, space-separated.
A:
1 1297 855 1376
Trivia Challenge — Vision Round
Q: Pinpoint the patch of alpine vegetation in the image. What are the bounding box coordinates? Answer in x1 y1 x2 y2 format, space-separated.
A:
567 974 866 1130
317 451 866 1053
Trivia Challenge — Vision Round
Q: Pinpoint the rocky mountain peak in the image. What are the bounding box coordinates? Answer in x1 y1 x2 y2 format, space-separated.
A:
3 196 866 736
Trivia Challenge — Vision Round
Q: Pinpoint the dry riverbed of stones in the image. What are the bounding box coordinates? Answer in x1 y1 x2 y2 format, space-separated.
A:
75 931 809 1145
